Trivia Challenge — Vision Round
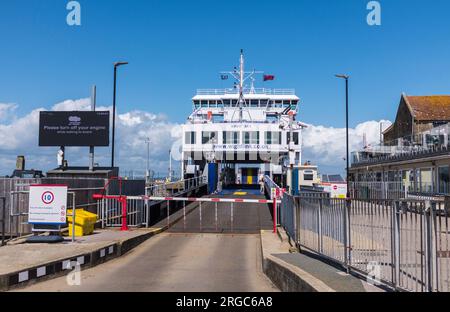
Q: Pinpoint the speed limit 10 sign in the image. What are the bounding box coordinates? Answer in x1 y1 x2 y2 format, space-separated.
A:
28 185 68 225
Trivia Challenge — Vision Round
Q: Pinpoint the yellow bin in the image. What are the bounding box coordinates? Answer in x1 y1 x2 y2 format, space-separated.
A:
66 209 98 237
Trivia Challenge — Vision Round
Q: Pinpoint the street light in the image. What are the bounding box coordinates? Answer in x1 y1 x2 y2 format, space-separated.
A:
335 74 350 199
111 61 129 169
145 137 151 182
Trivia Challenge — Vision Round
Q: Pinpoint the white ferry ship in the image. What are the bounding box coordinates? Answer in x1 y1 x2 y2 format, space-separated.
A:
181 51 306 191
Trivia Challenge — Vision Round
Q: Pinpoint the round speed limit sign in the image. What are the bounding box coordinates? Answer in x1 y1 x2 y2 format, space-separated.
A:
41 191 55 205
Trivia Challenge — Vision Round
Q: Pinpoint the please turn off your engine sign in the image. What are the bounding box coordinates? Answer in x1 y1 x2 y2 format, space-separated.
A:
28 185 68 225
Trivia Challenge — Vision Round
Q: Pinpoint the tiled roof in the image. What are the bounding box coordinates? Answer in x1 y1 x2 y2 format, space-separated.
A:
404 95 450 121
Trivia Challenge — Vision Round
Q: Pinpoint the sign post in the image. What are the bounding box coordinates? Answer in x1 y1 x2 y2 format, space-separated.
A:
28 185 68 240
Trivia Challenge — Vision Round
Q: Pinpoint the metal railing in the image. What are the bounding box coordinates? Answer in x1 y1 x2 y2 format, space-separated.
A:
145 176 207 197
350 181 450 201
196 88 296 96
97 197 147 228
280 193 450 292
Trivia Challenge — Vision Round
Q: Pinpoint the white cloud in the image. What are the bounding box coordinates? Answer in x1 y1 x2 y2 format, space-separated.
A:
0 103 18 121
302 120 392 174
0 98 179 176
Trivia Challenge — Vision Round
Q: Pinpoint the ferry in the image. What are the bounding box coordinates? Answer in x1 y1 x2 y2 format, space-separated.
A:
181 51 306 191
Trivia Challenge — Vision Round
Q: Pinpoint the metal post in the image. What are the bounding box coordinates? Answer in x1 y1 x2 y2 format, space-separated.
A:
112 66 117 168
70 192 76 243
393 201 401 289
167 200 170 227
215 202 218 231
89 85 96 172
231 202 234 232
425 201 437 292
199 201 202 231
273 198 277 233
183 201 186 230
111 62 128 168
345 78 350 199
344 198 351 273
1 197 5 246
121 196 129 231
318 198 323 253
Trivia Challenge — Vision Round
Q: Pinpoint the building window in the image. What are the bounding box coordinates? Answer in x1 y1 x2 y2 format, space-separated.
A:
265 131 281 144
438 166 449 194
287 132 300 145
202 131 218 144
185 132 196 145
244 131 259 144
223 131 240 144
420 168 432 193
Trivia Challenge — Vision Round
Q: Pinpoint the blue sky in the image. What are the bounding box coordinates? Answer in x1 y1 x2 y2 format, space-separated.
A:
1 0 450 175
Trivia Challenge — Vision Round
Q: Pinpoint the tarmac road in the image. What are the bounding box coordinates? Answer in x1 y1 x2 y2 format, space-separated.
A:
16 232 278 292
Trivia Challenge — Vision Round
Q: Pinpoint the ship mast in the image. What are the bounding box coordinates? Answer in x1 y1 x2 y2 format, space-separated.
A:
221 50 263 122
238 49 245 121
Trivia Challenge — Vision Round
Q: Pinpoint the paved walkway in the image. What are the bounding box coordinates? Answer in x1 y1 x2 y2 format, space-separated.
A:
0 229 155 276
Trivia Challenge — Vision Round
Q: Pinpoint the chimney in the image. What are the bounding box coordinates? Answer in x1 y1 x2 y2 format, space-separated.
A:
16 156 25 171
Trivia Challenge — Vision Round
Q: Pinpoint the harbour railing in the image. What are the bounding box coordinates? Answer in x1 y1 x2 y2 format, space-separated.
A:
280 193 450 292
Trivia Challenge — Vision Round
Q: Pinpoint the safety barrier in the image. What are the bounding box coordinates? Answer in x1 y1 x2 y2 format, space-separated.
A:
94 194 277 233
280 193 450 292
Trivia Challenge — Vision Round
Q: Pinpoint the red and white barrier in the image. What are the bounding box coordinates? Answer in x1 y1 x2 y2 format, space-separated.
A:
129 196 274 204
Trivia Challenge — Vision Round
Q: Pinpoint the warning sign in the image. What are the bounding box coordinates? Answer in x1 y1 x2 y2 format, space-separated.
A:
28 185 68 225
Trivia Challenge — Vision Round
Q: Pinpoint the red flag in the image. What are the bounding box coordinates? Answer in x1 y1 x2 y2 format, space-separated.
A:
264 75 275 81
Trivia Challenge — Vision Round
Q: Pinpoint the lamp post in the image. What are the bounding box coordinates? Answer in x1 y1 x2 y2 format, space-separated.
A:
145 137 150 182
111 61 129 169
335 74 350 199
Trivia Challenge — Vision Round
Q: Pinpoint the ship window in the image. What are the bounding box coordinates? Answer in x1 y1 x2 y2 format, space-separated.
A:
202 131 218 144
265 131 281 144
283 100 291 107
201 101 208 108
209 100 217 107
193 101 200 109
244 131 259 144
231 100 238 107
185 132 196 145
250 100 259 107
287 132 300 145
260 100 268 106
223 99 231 107
223 131 240 144
217 101 224 108
303 170 314 181
267 101 273 108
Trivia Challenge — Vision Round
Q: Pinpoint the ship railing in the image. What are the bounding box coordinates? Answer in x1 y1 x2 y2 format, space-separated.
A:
196 88 295 96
